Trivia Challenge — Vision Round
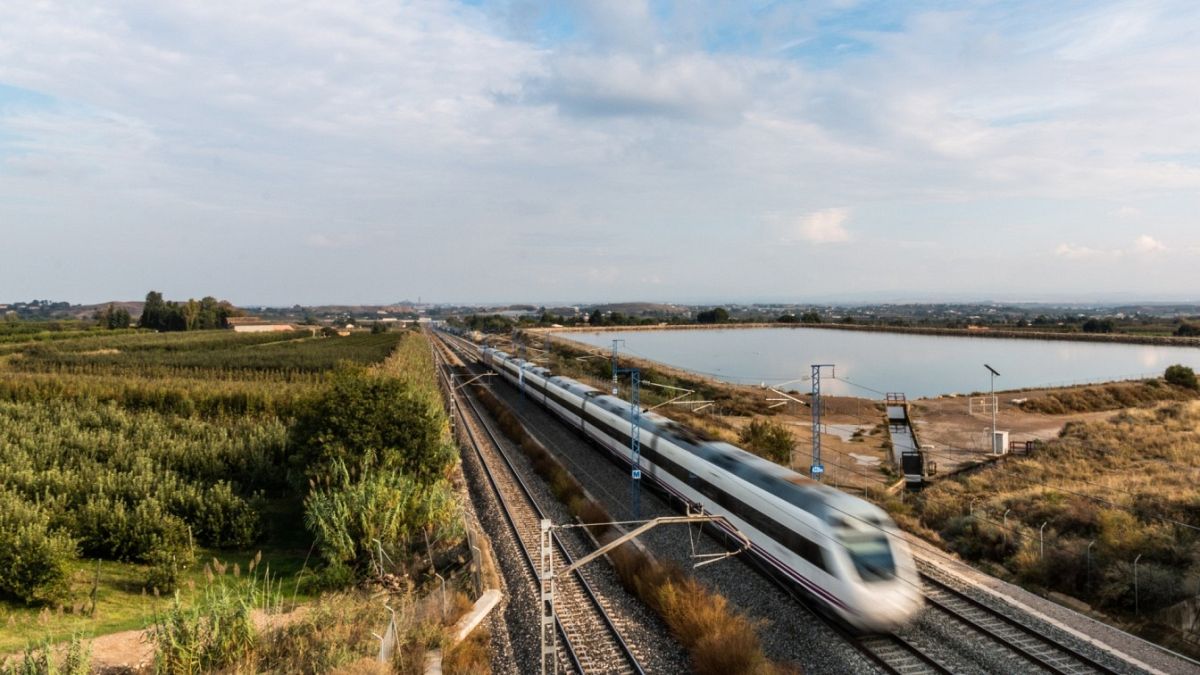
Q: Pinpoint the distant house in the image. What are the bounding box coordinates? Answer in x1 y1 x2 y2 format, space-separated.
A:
226 317 297 333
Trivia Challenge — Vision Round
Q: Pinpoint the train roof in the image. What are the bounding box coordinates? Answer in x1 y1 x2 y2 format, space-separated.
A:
582 395 838 517
550 376 600 398
485 351 884 526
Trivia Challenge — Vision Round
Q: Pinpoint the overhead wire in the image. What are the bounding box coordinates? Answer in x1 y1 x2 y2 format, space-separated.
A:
536 332 1200 535
769 373 1200 536
455 334 1136 605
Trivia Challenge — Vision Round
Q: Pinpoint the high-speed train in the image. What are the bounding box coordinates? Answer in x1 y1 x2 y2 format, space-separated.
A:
477 345 923 633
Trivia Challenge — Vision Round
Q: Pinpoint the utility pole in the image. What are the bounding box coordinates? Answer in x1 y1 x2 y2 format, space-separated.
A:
610 339 623 395
513 330 527 399
539 514 750 675
1134 553 1143 616
810 364 835 481
612 340 642 516
985 364 1000 454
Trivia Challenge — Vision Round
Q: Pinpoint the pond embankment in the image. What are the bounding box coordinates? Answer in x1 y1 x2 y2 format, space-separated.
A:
543 322 1200 348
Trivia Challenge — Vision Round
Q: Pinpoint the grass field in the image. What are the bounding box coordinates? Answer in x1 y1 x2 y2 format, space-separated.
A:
0 328 409 654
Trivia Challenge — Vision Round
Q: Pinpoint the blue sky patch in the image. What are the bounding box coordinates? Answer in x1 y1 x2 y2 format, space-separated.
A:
0 82 56 111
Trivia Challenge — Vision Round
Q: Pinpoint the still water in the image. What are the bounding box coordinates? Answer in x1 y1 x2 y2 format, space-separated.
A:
556 328 1200 399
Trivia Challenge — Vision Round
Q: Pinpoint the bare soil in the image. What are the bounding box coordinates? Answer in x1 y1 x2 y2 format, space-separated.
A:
3 607 307 674
906 392 1116 475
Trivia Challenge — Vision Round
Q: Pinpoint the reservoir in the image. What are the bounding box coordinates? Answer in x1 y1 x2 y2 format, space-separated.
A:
556 327 1200 399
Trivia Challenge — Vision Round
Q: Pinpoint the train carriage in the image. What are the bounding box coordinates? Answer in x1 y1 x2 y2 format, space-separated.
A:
477 344 922 632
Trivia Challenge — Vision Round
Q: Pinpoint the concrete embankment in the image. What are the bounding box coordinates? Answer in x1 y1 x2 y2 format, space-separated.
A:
539 322 1200 348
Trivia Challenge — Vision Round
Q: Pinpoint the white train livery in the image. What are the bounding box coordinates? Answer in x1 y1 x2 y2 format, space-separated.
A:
478 345 923 633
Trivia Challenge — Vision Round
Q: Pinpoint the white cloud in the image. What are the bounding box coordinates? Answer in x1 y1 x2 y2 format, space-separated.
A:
1133 234 1166 253
783 208 852 244
1 2 1199 303
530 53 748 122
1055 235 1168 260
304 233 365 249
1054 243 1118 260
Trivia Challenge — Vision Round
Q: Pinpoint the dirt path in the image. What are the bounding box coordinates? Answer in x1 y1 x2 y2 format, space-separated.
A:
4 607 306 674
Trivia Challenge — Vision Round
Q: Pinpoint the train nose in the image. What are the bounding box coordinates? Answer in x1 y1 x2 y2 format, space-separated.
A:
858 585 925 633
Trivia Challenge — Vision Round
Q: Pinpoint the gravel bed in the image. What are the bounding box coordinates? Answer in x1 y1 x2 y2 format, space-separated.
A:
487 376 1184 675
917 559 1194 674
452 341 1200 675
488 385 878 674
462 385 689 675
457 424 538 674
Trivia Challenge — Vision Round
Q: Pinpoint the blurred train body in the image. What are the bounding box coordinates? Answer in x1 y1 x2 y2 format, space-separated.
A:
476 344 923 633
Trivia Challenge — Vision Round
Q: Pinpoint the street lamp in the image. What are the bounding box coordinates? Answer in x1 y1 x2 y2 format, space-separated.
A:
1134 553 1144 615
985 364 1000 454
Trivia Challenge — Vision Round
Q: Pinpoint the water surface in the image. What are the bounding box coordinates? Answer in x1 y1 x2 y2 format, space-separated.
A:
557 328 1200 398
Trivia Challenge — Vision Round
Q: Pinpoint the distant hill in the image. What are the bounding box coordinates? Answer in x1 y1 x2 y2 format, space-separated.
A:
70 301 145 320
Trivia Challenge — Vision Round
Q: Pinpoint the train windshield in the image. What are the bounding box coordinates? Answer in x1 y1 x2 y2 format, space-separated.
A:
839 532 896 582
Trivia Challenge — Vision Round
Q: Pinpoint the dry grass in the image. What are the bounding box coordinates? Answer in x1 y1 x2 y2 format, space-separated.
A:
250 589 455 674
443 627 491 675
1018 379 1197 415
914 401 1200 643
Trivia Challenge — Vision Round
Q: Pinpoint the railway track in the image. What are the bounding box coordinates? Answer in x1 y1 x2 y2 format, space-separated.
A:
436 330 1137 675
916 566 1120 674
433 334 644 675
834 564 1123 675
851 633 952 675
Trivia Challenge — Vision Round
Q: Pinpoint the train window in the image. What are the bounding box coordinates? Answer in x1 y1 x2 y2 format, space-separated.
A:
660 420 712 444
795 538 828 573
839 533 895 581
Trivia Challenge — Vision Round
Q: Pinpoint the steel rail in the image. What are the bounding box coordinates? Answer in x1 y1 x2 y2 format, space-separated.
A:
441 331 958 674
434 334 644 675
851 632 954 675
918 571 1119 675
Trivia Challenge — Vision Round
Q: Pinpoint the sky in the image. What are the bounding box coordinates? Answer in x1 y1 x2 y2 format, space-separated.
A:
1 1 1198 306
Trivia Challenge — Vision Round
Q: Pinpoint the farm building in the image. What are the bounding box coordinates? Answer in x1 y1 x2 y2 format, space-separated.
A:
226 317 297 333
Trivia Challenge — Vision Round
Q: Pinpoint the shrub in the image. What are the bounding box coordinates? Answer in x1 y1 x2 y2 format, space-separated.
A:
658 577 767 675
150 585 257 675
303 467 460 569
72 496 190 562
169 482 261 549
0 490 77 604
1096 560 1189 613
1164 364 1199 391
1174 322 1200 337
737 419 795 463
942 517 1015 563
146 545 197 595
289 367 454 486
443 628 490 675
1012 537 1087 593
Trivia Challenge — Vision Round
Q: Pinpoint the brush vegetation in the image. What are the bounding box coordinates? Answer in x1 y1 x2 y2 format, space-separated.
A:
139 554 474 675
914 401 1200 651
1018 367 1199 414
738 419 796 464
